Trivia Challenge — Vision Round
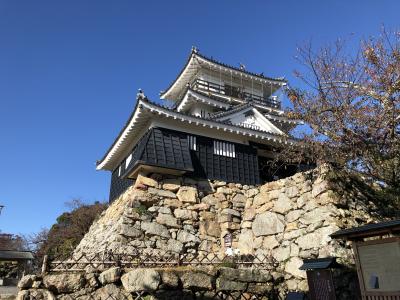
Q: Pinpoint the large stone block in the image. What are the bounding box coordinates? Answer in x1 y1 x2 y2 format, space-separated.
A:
119 224 143 238
99 267 121 285
177 186 198 203
247 282 273 294
300 207 333 225
221 208 241 218
135 174 158 188
284 257 306 279
216 187 234 195
218 267 271 282
177 230 200 244
272 193 292 214
296 226 338 250
244 188 259 198
159 270 179 288
237 229 262 255
92 283 131 300
285 186 299 198
243 207 256 221
260 180 284 193
263 235 279 250
174 208 197 220
162 179 181 192
43 273 85 294
272 246 290 262
216 278 247 291
180 271 213 290
201 193 225 205
121 269 160 292
141 221 170 238
200 220 221 238
17 275 36 289
156 213 180 228
148 187 177 198
166 239 184 253
252 212 285 236
17 289 55 300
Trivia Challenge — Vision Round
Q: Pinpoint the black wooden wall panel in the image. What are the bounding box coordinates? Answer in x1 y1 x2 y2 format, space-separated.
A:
190 134 260 185
109 127 261 202
109 169 134 202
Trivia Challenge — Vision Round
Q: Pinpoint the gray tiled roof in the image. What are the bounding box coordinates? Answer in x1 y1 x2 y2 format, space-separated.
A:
300 257 341 270
0 250 34 260
330 219 400 239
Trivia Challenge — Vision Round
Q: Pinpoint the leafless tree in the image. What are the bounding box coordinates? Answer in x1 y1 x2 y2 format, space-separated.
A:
285 29 400 194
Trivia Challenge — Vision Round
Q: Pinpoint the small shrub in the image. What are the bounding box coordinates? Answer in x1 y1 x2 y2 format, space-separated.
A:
134 205 148 215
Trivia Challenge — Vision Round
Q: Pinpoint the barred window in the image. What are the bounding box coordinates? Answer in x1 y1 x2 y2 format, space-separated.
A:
213 140 236 158
188 135 197 151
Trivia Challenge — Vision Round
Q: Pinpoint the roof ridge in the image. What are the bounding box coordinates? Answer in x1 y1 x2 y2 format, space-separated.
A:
194 51 286 83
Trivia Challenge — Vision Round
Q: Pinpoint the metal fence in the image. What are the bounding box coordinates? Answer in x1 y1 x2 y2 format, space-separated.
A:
45 250 278 273
19 252 279 299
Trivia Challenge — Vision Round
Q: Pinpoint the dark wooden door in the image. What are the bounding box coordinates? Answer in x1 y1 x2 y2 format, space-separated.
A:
307 270 336 300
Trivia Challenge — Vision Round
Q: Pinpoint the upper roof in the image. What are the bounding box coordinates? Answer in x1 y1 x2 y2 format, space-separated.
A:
330 219 400 240
160 48 287 101
96 97 296 171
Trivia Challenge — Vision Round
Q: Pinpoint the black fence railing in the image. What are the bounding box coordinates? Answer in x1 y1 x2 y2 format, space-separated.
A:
45 250 278 273
50 290 273 300
192 79 281 109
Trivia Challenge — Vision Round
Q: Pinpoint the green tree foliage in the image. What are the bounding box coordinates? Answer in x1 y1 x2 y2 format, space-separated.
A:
31 199 107 261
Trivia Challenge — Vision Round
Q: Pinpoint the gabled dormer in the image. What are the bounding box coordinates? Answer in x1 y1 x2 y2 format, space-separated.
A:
211 104 286 136
161 48 287 114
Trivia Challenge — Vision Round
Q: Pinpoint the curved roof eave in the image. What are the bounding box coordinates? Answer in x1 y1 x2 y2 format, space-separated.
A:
176 88 232 112
160 49 287 101
96 98 297 171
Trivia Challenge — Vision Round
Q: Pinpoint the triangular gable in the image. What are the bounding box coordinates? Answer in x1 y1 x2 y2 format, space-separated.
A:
215 106 285 135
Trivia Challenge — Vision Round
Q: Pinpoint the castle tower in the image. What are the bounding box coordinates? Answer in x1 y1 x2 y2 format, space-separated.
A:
96 49 300 201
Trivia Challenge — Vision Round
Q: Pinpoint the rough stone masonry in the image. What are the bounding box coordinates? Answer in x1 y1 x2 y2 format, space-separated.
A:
18 165 384 299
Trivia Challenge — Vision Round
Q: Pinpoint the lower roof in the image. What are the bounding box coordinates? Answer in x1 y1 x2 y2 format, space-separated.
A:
330 219 400 240
0 250 34 261
299 257 341 270
96 97 296 171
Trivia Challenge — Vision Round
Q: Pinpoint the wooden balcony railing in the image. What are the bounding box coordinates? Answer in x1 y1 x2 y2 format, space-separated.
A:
192 79 281 109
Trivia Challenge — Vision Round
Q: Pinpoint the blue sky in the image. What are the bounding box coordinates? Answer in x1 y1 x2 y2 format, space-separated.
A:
0 1 399 236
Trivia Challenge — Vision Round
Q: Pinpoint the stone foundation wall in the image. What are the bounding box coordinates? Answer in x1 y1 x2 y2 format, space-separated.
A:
18 266 280 299
21 166 383 299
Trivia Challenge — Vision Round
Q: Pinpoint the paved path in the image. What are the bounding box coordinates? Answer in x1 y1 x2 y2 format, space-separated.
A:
0 286 17 299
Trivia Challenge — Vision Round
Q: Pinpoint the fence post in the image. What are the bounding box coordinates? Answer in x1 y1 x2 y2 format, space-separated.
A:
177 254 182 266
41 255 48 274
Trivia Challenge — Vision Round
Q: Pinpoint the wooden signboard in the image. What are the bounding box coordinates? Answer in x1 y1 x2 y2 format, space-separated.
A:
224 233 232 248
357 239 400 292
307 269 336 300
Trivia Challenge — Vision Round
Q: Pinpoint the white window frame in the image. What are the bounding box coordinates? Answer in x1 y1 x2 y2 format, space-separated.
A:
188 135 197 151
214 140 236 158
125 153 132 168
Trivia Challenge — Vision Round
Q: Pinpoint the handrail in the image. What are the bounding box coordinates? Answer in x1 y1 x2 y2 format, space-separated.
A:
191 79 281 109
